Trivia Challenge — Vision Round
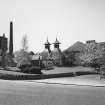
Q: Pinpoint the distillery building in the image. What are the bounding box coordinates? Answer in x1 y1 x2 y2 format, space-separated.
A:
41 38 53 68
52 38 62 66
41 37 62 67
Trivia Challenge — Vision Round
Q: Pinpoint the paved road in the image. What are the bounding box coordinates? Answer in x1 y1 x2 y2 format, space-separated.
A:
0 80 105 105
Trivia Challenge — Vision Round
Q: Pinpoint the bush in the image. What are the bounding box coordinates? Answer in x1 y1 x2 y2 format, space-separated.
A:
62 51 76 66
19 65 42 74
28 66 42 74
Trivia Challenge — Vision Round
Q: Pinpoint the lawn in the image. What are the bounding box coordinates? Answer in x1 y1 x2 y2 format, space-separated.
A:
42 66 95 74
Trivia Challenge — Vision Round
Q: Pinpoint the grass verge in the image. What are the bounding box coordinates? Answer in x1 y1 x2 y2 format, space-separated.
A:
0 71 97 80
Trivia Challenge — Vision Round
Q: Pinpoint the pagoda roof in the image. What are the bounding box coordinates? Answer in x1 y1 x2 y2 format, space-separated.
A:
44 38 51 45
53 38 61 44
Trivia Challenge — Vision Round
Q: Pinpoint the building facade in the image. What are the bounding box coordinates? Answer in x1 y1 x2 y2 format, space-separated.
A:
0 34 8 66
0 34 8 52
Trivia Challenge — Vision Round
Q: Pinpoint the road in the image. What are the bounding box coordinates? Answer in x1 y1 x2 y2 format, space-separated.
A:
0 80 105 105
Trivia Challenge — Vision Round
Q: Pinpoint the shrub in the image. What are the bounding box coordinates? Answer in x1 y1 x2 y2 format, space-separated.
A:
62 51 76 66
28 66 42 74
80 43 105 68
19 65 42 74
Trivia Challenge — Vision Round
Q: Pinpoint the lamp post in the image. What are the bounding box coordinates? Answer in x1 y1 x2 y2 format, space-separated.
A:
39 53 41 67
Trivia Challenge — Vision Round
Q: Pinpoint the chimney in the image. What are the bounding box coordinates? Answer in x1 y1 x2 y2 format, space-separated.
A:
9 21 13 55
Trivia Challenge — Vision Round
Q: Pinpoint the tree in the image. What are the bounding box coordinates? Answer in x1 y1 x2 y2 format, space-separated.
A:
22 35 28 51
80 43 105 68
62 51 76 66
14 50 31 65
14 35 31 68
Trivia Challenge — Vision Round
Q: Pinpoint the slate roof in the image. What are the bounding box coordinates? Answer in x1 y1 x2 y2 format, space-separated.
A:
65 41 86 52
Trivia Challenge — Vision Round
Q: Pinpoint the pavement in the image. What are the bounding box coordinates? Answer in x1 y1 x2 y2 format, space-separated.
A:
29 76 105 87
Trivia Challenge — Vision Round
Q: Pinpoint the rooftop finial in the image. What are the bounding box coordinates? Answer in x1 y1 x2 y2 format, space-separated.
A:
44 36 51 45
54 37 61 44
47 36 48 42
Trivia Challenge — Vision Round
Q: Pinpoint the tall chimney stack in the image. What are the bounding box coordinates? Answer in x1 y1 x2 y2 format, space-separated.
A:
9 21 13 55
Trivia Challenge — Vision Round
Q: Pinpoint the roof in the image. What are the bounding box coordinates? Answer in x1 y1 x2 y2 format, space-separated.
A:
98 42 105 46
41 49 50 58
44 39 51 45
86 40 96 44
53 38 61 44
65 41 86 52
31 54 42 60
52 48 62 54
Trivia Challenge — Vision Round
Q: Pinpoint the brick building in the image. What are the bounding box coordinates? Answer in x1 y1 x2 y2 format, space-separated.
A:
0 34 8 66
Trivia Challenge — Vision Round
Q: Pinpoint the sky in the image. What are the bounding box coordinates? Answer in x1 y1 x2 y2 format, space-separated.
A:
0 0 105 53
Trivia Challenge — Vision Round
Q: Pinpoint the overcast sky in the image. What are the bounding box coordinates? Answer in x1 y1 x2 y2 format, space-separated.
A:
0 0 105 52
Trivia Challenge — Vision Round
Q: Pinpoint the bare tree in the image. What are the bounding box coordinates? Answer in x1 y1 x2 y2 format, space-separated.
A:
22 34 28 51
